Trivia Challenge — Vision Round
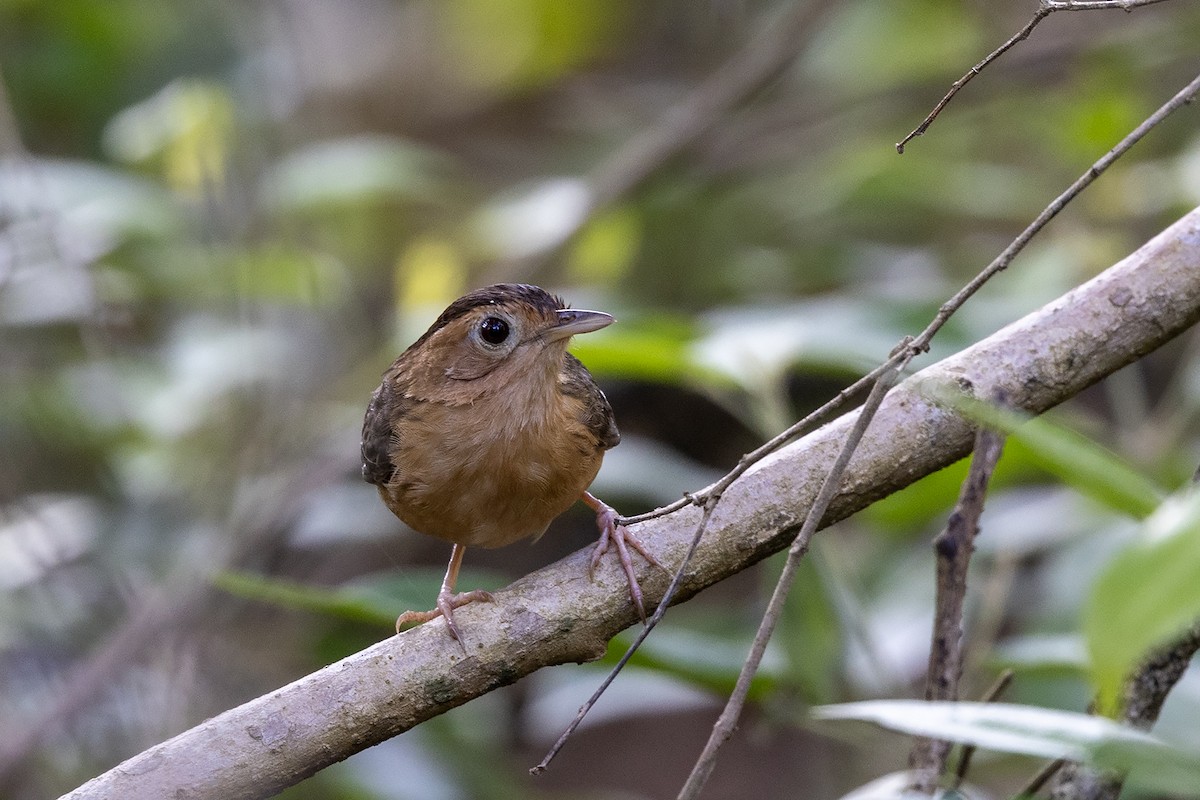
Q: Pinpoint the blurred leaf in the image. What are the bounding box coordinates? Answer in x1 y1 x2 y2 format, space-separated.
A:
1085 488 1200 713
862 459 970 533
776 551 843 703
592 434 723 506
473 177 590 260
103 79 233 193
263 135 454 213
814 700 1200 794
0 157 180 243
992 634 1089 674
805 0 981 93
230 247 350 306
397 236 468 310
568 315 723 386
215 567 507 631
567 203 641 285
0 493 98 592
214 570 397 626
440 0 626 91
834 771 987 800
694 298 900 392
924 384 1164 518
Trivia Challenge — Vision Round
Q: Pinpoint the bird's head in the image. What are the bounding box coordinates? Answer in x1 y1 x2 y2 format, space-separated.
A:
397 283 612 404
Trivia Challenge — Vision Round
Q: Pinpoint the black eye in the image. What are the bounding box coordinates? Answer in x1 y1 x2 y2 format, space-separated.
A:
479 316 510 345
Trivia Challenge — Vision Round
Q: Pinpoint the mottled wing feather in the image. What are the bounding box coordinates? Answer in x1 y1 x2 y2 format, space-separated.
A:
561 353 620 450
361 376 403 486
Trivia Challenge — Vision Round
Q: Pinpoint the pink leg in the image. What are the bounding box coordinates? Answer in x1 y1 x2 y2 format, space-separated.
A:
583 491 666 622
396 544 494 644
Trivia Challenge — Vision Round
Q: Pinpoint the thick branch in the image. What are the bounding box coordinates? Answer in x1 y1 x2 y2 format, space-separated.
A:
63 207 1200 800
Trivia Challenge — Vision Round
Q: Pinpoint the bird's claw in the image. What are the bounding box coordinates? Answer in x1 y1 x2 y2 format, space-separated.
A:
585 494 666 623
396 588 495 645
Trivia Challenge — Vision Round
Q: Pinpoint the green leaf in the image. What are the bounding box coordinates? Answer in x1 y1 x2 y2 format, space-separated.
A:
214 568 506 629
923 383 1163 518
214 570 397 626
569 316 725 386
814 700 1200 794
1085 488 1200 713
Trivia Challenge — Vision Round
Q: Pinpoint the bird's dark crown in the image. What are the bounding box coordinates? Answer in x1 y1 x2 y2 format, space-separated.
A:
409 283 566 350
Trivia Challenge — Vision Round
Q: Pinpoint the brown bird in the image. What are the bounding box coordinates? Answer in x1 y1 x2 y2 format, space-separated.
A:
361 283 662 642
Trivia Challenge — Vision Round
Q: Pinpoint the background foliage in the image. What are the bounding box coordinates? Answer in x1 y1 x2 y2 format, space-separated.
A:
3 1 1200 798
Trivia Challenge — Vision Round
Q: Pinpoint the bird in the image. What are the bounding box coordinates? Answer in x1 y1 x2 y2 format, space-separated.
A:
361 283 663 642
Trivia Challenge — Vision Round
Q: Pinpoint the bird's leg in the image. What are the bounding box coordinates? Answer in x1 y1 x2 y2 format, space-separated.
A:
583 491 666 622
396 544 494 642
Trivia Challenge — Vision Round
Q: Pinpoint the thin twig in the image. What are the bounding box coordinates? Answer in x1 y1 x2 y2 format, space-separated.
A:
678 366 904 799
620 358 891 527
533 352 907 776
897 0 1178 153
1045 0 1175 9
952 669 1015 790
909 424 1007 794
671 59 1200 800
1019 759 1069 798
897 8 1050 153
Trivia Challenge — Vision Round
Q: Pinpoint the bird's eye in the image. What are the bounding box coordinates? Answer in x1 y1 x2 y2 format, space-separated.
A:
478 316 510 345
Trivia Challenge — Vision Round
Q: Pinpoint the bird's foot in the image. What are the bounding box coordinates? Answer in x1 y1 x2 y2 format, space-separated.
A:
395 588 495 643
585 493 667 623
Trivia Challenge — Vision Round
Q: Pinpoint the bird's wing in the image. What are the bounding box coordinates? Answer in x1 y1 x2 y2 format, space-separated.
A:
361 376 403 486
561 353 620 450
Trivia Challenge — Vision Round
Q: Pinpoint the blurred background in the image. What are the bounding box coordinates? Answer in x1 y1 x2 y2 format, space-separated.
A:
3 1 1200 798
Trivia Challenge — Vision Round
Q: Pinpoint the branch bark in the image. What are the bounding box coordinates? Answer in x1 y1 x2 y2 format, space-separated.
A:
63 206 1200 800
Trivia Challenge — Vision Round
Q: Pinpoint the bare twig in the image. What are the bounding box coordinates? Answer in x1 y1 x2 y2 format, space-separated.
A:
953 669 1016 790
535 67 1200 775
1044 0 1175 8
679 366 903 800
909 425 1007 794
1019 758 1068 798
897 0 1178 152
896 8 1050 153
59 204 1200 799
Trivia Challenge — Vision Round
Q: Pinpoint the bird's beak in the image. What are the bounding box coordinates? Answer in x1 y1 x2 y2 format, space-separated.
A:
543 308 614 342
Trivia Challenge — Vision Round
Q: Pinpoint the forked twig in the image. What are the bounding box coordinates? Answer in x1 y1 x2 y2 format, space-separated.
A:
897 0 1179 153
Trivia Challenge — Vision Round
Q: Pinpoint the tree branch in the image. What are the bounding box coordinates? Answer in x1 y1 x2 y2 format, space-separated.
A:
62 206 1200 800
909 424 1007 793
